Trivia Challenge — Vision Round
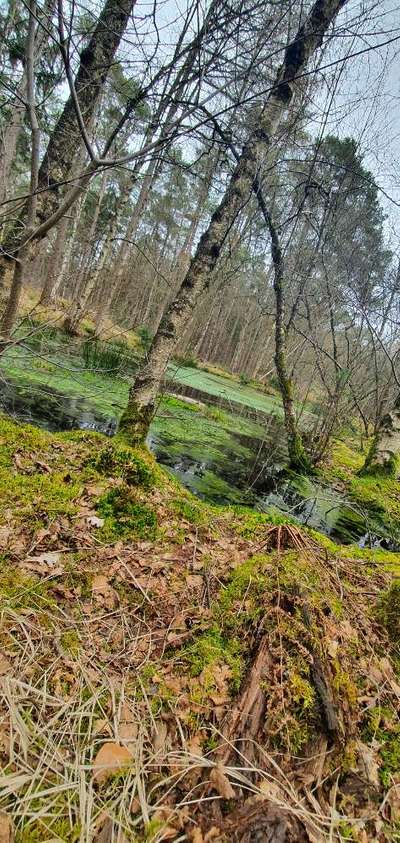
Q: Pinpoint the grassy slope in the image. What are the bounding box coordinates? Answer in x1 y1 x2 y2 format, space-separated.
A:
0 417 400 841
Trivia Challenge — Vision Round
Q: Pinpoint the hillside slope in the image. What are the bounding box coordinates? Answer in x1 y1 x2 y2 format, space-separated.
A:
0 417 399 842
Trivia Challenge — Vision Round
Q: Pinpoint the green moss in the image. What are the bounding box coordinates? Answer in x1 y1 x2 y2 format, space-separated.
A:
91 442 155 487
0 568 53 610
363 706 400 787
15 820 81 842
322 438 400 545
231 507 295 539
215 556 267 627
60 629 81 656
96 486 157 539
288 431 313 474
360 434 399 478
181 628 244 693
376 581 400 641
144 818 165 841
332 663 358 706
170 496 206 525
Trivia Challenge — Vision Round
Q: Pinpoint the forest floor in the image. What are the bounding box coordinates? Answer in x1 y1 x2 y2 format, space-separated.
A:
0 416 400 842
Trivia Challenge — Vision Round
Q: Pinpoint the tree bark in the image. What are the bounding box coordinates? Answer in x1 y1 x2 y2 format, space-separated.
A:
119 0 348 444
361 398 400 477
255 185 312 471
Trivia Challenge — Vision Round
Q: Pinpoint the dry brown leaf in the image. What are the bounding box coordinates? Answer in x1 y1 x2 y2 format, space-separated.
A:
357 741 380 788
92 575 118 609
24 550 63 575
186 575 203 589
93 816 129 843
93 719 112 737
157 825 177 840
0 812 14 843
28 550 61 566
186 734 203 758
0 655 11 676
93 742 132 784
257 779 282 800
130 796 141 814
118 704 138 745
389 677 400 697
386 783 400 821
152 721 168 755
189 829 205 843
205 828 222 841
327 639 339 659
210 764 236 799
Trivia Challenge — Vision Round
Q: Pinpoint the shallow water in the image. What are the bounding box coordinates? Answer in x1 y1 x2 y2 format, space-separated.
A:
0 375 389 547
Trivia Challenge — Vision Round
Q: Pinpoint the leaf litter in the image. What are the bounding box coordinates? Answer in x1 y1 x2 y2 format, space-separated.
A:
0 423 399 840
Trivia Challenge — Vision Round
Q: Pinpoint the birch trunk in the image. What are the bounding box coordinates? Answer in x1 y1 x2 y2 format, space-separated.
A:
361 399 400 477
119 0 347 443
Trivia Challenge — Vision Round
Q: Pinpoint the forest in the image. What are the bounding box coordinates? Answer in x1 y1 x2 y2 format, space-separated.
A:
1 0 400 840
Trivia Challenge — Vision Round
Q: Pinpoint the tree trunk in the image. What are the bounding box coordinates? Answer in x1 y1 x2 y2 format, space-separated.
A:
0 0 136 333
255 187 312 472
361 398 400 476
119 0 347 444
0 0 55 208
62 172 107 333
39 215 69 305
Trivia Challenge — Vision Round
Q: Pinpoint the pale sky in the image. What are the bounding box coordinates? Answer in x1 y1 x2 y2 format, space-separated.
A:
308 0 400 248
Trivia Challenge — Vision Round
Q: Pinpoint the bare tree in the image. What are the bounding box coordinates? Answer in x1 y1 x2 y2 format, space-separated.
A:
119 0 348 444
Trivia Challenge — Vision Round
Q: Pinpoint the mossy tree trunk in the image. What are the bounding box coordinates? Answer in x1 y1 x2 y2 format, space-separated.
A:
361 398 400 476
254 184 311 472
120 0 347 445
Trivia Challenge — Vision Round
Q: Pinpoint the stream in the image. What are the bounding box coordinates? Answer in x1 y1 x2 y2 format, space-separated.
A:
0 375 391 548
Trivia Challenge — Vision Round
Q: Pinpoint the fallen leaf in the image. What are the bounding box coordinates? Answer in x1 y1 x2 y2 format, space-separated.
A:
118 704 138 745
210 764 236 799
186 734 203 758
93 816 129 843
34 459 51 473
29 551 61 565
159 826 177 840
257 779 282 800
93 719 112 736
0 655 11 676
357 741 380 788
152 721 168 755
186 575 203 589
13 453 25 471
327 639 339 659
130 796 141 814
386 783 400 821
93 742 132 784
92 576 118 609
0 811 14 843
189 829 204 843
88 515 105 528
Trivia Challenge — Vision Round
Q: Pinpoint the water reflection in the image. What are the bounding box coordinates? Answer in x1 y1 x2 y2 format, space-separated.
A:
1 376 395 548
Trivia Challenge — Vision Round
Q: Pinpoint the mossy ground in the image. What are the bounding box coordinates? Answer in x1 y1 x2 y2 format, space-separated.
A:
321 438 400 556
0 416 400 841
